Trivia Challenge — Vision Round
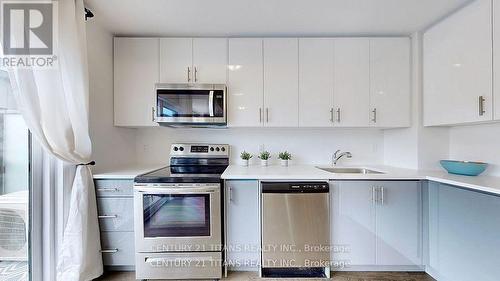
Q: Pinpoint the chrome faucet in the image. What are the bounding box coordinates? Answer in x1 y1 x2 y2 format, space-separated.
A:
333 150 352 166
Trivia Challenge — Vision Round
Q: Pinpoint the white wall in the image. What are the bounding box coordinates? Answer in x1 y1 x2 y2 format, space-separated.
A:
449 123 500 176
87 20 137 170
135 127 384 166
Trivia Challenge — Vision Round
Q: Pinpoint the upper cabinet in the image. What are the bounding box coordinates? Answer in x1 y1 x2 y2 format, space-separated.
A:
333 38 371 127
227 38 264 127
298 38 335 127
114 38 159 127
160 38 227 84
114 36 410 128
494 0 500 120
263 38 299 127
424 0 493 126
370 38 411 127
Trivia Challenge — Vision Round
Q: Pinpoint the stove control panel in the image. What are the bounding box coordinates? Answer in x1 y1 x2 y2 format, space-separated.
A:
170 143 230 157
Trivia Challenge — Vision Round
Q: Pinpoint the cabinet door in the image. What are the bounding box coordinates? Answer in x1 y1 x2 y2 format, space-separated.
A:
227 38 264 127
298 38 335 127
114 38 159 127
330 181 376 267
375 181 421 266
494 0 500 120
333 39 370 127
424 0 493 126
225 180 260 271
193 38 228 84
437 184 500 281
370 38 411 128
159 38 193 83
263 38 299 127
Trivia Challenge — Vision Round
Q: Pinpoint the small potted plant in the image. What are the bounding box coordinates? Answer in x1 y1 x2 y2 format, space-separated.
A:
278 151 292 167
258 151 271 166
240 151 252 167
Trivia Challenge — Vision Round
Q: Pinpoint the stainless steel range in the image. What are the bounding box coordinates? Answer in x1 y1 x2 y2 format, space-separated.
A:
134 143 229 280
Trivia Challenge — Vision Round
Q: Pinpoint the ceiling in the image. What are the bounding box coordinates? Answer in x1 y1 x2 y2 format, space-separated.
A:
84 0 473 37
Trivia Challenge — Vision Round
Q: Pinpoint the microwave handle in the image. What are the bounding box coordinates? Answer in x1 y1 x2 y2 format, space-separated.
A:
209 90 214 117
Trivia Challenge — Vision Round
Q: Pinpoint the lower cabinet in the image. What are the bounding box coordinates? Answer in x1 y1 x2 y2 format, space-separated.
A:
95 179 135 270
427 183 500 281
330 180 422 270
225 180 260 271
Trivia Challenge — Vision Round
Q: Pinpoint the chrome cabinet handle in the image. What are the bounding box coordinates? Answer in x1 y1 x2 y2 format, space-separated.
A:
371 187 376 203
380 187 385 205
266 108 269 123
371 108 377 123
187 67 191 82
98 215 118 219
151 107 155 122
259 108 262 123
229 187 233 202
479 96 486 116
194 67 198 82
336 108 341 122
330 108 334 122
100 249 118 253
97 188 118 192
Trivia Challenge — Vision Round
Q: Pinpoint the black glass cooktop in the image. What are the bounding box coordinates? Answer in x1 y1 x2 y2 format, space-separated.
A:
135 158 229 184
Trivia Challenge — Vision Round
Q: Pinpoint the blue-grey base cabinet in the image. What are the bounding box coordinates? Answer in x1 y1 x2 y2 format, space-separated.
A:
330 180 423 271
224 180 260 272
426 182 500 281
94 179 135 271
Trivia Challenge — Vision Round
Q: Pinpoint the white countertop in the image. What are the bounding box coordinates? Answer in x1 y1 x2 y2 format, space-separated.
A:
92 165 165 179
91 164 500 196
222 164 500 196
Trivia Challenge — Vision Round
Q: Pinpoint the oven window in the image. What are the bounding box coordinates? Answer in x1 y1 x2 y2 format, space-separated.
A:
157 90 211 117
143 194 210 237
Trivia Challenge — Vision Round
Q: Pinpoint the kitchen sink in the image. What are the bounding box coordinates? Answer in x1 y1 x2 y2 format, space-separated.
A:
317 167 385 174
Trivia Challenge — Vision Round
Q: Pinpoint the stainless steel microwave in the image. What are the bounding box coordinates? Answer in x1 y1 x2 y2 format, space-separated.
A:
154 83 227 127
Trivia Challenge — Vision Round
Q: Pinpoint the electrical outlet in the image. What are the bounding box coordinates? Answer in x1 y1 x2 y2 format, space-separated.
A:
259 144 265 153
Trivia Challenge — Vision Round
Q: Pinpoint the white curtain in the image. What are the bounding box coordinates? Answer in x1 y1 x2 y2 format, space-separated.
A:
7 0 103 280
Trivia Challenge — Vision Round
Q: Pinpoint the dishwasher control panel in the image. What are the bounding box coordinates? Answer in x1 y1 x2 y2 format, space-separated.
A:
261 182 329 193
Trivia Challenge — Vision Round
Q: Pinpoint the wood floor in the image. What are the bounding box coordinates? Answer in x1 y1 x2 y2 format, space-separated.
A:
95 271 436 281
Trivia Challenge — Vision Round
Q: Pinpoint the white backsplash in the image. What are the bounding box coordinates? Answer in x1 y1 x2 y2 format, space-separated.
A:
135 127 384 166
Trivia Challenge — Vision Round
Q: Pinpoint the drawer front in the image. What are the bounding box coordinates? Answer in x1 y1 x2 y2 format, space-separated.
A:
100 231 135 266
97 198 134 232
95 179 133 197
135 252 222 280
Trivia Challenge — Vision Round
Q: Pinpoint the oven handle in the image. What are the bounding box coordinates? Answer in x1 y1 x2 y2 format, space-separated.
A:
209 90 214 117
135 186 219 194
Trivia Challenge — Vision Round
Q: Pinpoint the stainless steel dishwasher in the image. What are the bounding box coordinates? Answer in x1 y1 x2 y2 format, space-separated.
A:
261 182 330 278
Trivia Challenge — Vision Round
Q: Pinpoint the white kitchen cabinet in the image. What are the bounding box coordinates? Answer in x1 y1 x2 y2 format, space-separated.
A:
263 38 299 127
424 0 493 126
192 38 228 84
114 38 159 127
225 180 260 271
375 181 421 266
331 181 422 270
160 38 227 83
369 38 411 128
330 181 376 267
494 0 500 120
159 38 193 83
298 38 335 127
333 39 370 127
227 38 264 127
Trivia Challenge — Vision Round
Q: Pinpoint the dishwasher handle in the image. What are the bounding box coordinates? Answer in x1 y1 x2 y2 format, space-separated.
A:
261 182 329 193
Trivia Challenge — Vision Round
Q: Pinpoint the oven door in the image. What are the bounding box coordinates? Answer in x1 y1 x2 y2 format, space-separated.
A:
155 84 226 125
134 184 221 253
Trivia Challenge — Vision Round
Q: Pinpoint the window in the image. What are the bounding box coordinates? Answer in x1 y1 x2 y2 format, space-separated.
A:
0 70 30 280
